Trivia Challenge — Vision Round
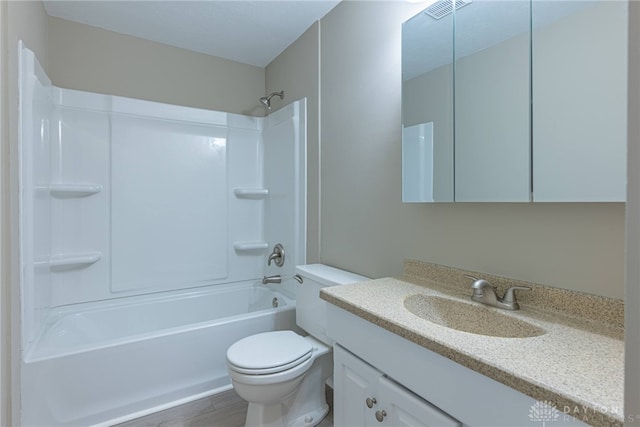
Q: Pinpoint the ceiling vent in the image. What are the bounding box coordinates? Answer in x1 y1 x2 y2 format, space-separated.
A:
425 0 473 20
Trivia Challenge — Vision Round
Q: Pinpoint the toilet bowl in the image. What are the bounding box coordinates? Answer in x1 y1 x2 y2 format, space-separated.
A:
228 331 331 427
226 264 368 427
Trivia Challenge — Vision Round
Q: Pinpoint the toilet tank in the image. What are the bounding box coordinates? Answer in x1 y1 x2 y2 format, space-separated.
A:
295 264 368 346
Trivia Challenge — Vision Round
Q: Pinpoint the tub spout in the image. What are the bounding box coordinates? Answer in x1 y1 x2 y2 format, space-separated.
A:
262 275 282 285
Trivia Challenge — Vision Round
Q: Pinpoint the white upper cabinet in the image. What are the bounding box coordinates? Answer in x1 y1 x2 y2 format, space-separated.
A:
532 0 627 202
454 0 531 202
402 6 454 202
401 0 628 203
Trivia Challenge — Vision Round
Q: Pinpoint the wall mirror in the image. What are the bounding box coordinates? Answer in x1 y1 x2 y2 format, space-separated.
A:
453 0 530 202
401 0 627 203
532 0 627 202
402 4 454 202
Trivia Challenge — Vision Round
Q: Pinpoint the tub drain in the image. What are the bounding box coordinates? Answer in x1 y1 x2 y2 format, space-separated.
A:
272 297 279 308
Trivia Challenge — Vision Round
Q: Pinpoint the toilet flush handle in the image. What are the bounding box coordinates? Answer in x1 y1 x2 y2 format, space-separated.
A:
294 274 303 284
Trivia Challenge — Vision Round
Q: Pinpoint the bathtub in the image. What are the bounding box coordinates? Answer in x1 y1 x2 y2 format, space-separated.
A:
21 280 297 427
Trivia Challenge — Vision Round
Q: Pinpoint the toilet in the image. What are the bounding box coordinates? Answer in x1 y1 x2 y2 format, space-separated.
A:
226 264 368 427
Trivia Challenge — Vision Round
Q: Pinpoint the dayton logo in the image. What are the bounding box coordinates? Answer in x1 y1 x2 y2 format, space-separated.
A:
529 400 560 426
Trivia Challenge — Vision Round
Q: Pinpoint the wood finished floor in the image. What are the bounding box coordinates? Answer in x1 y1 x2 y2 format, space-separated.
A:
115 388 334 427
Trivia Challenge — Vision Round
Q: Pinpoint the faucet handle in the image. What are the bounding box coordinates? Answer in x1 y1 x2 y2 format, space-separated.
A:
464 275 493 297
502 286 531 304
267 243 285 267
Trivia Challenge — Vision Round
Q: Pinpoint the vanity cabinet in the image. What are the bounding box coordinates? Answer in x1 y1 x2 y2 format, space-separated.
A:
327 303 588 427
334 344 461 427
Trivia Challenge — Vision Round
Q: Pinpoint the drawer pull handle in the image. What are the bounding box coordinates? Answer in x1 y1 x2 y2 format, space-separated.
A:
365 397 377 408
375 410 387 422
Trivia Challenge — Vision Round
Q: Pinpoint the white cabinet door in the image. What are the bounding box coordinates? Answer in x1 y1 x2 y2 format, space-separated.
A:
334 344 383 426
335 345 461 427
378 376 461 427
532 0 627 202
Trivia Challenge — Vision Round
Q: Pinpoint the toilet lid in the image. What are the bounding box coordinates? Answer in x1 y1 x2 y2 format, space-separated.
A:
227 331 313 372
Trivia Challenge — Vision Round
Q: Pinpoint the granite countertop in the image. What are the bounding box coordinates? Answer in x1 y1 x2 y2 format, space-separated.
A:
320 260 624 427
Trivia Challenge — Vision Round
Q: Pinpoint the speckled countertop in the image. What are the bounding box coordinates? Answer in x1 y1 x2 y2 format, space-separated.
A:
320 260 624 427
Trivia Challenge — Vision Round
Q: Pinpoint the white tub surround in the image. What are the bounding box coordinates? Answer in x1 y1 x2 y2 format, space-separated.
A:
24 282 295 426
19 44 307 426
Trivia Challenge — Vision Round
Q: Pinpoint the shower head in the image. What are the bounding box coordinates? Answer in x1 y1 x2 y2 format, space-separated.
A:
259 91 284 109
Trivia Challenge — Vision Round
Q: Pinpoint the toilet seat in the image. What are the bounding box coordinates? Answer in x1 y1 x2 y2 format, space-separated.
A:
226 331 313 375
229 352 312 375
228 357 315 387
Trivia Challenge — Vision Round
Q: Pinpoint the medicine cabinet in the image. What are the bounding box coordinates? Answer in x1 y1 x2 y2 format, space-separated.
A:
401 0 627 203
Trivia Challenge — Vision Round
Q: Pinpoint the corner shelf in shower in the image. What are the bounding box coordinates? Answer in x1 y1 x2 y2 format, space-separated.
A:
233 188 269 199
48 251 102 270
233 241 269 253
49 183 103 197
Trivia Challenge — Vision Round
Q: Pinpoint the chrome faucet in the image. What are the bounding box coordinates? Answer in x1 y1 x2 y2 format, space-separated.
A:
465 275 530 310
262 275 282 285
267 243 285 267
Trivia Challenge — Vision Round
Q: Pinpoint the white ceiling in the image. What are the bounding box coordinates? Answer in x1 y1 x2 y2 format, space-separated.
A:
43 1 341 68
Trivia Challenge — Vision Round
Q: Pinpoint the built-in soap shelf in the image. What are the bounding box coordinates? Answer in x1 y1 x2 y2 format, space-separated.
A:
48 251 102 270
49 183 103 197
233 241 269 253
233 188 269 199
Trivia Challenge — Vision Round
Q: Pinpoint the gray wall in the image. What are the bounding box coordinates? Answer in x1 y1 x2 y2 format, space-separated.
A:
267 0 625 299
48 16 265 116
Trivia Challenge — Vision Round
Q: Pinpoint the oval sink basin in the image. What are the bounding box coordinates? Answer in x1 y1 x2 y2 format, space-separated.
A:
403 294 546 338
